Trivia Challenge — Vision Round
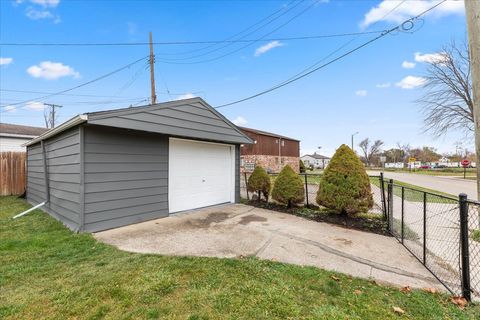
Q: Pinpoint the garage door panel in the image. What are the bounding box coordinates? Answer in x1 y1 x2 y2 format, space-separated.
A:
169 138 234 213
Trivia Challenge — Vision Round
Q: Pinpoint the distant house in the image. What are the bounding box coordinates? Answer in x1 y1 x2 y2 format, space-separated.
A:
0 123 48 152
301 153 330 169
238 127 300 173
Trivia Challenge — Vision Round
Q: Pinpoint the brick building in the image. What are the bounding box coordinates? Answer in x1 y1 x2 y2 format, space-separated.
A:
238 127 300 173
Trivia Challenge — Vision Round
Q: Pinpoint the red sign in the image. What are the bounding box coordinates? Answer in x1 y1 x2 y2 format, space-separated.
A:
461 159 470 167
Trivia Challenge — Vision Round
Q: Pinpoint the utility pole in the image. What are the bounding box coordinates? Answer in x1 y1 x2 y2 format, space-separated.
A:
351 131 359 151
43 103 62 128
149 32 157 105
465 1 480 200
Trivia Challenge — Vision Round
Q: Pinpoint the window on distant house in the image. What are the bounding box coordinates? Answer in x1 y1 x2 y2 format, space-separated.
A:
281 140 285 147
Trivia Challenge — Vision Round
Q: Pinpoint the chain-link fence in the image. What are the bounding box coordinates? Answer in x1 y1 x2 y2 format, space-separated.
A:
241 172 479 301
240 172 386 216
386 181 478 301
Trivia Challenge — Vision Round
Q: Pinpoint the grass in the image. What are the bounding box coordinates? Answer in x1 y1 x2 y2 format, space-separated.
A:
370 177 456 203
1 196 479 319
472 229 480 243
370 167 476 177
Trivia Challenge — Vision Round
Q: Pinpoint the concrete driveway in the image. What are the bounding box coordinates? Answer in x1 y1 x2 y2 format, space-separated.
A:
95 204 443 290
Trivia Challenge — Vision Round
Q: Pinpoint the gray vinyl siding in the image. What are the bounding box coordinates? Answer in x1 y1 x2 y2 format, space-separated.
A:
26 127 81 231
82 125 169 232
87 100 251 144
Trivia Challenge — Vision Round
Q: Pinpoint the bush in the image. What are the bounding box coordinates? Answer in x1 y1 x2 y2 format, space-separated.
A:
299 160 306 173
316 144 373 215
247 166 271 201
271 165 305 207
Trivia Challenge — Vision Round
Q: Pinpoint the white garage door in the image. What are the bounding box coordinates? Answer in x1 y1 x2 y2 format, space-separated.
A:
168 138 235 213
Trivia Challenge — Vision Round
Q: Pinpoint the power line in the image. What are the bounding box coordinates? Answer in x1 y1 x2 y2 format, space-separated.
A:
216 0 446 109
0 30 386 47
158 0 322 65
159 0 301 57
0 56 149 108
158 0 306 61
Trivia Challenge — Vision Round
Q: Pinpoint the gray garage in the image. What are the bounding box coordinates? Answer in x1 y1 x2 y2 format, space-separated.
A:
25 97 252 232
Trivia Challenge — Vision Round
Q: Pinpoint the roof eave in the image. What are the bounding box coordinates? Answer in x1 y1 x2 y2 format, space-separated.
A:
23 114 88 147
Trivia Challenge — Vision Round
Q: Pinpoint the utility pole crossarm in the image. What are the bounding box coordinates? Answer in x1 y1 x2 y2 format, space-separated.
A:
465 1 480 200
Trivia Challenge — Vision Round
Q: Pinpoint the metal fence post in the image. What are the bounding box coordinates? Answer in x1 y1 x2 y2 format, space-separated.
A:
401 186 405 244
459 193 471 301
304 174 309 207
423 192 427 265
387 179 393 231
379 173 387 219
244 172 249 200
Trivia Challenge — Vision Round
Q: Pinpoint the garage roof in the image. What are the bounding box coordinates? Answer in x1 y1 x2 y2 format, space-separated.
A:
25 98 253 146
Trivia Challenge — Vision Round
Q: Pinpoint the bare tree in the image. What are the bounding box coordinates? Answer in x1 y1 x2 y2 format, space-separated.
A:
358 138 384 167
419 41 473 136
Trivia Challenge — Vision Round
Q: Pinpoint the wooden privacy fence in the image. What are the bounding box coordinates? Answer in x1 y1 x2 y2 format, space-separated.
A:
0 152 26 196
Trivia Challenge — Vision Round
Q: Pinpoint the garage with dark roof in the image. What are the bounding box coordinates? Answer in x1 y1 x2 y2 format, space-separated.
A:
25 98 252 232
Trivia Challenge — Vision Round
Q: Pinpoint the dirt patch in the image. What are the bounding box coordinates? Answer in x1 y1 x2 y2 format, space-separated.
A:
242 200 390 236
239 214 267 225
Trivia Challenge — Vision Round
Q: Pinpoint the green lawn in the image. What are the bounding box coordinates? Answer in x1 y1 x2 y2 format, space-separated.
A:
1 196 479 319
370 177 456 203
370 167 476 178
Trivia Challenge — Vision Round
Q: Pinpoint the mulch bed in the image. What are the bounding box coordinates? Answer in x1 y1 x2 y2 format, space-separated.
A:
242 199 390 236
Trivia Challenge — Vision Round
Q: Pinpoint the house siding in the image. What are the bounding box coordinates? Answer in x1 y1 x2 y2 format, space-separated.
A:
26 127 81 231
82 125 169 232
88 100 250 144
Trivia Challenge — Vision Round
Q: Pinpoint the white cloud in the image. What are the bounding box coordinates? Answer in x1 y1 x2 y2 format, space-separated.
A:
395 76 426 89
176 93 196 100
26 7 54 20
24 101 45 111
402 61 416 69
376 83 391 88
30 0 60 7
360 0 464 29
3 106 17 112
0 57 13 65
414 52 448 64
27 61 79 80
127 22 137 35
254 41 285 57
355 90 367 97
231 116 247 126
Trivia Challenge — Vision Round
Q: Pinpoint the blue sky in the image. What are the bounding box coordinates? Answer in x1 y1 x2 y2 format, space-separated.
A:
0 0 470 156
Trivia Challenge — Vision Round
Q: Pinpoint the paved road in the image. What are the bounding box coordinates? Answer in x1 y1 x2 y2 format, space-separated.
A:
368 171 478 200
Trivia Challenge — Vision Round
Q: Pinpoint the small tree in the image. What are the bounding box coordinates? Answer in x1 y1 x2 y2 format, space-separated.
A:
247 166 271 201
271 165 305 208
317 144 373 215
299 160 306 173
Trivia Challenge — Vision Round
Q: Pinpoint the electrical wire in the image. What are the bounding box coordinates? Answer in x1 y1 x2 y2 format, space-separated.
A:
157 0 305 61
215 0 446 109
0 56 149 108
0 30 387 47
157 0 322 65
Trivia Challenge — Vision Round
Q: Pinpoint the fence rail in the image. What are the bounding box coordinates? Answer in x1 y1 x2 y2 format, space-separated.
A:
0 152 26 196
240 172 386 217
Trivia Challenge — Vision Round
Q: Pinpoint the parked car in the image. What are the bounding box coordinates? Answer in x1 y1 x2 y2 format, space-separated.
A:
419 165 431 169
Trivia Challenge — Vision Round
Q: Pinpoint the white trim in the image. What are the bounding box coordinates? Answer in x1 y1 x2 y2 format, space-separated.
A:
23 114 88 147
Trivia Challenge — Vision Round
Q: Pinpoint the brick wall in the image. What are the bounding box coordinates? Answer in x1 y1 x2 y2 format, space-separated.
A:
241 154 299 173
